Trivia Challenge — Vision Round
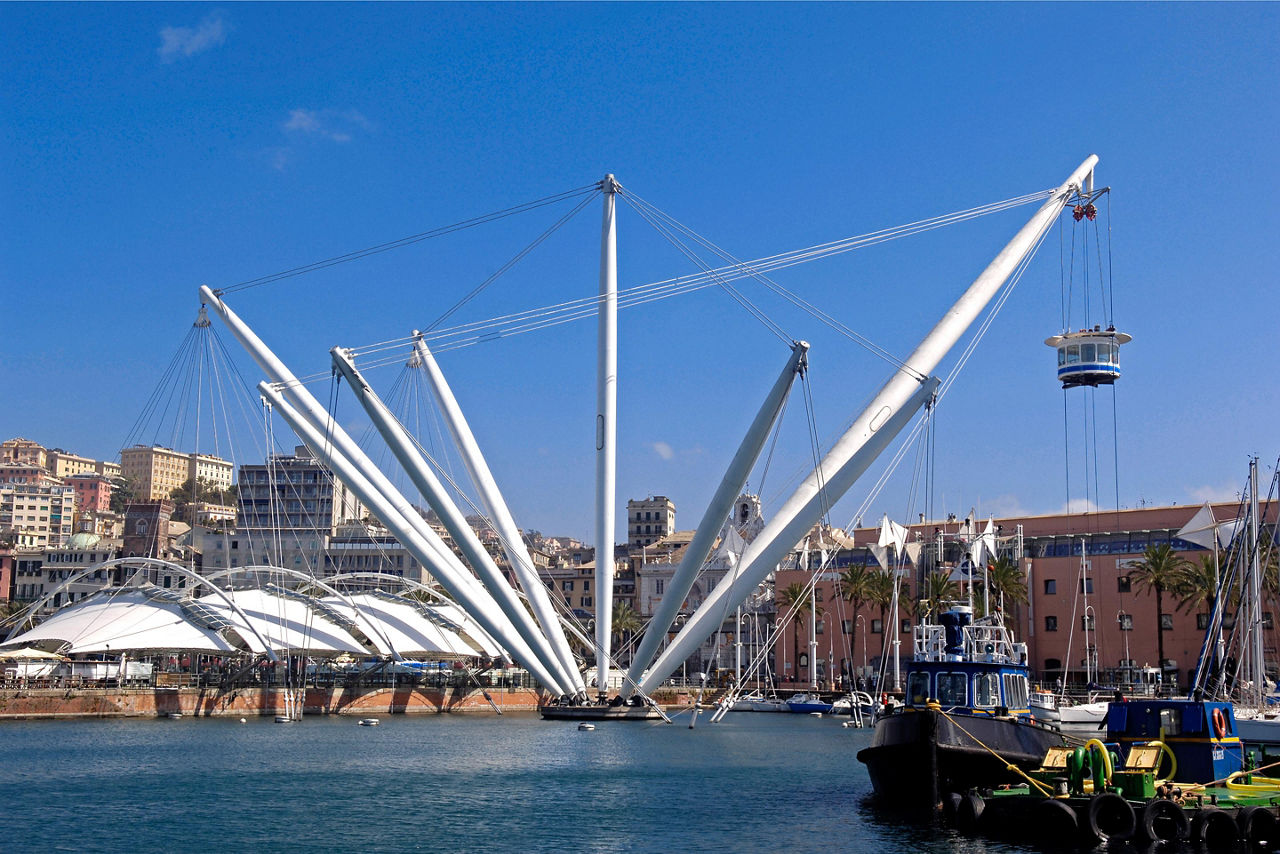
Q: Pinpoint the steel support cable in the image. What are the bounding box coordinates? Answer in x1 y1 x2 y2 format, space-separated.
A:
619 188 915 376
215 183 600 295
621 191 792 344
124 324 199 448
308 188 1056 370
423 190 600 334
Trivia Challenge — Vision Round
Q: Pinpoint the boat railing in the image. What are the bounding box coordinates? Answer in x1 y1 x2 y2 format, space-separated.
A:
962 625 1027 664
913 625 948 660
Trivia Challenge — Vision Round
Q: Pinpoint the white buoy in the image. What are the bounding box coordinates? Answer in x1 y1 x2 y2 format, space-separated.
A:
358 718 380 726
239 717 247 724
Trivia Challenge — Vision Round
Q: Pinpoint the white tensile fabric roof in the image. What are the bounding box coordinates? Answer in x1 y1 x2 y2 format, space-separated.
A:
322 593 477 659
4 587 240 655
197 587 369 656
429 602 505 658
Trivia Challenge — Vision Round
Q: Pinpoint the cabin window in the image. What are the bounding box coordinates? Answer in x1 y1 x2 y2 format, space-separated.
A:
1057 348 1066 368
907 671 930 705
1065 344 1081 365
974 672 999 707
1081 343 1096 363
937 673 967 707
1002 673 1029 709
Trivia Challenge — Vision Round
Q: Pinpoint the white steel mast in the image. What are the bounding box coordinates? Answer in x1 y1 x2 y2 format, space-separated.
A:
595 174 618 700
638 155 1100 694
330 347 582 696
409 333 587 696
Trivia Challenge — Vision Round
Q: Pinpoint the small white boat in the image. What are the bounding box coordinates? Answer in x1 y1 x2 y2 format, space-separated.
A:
358 718 380 726
578 722 596 731
274 715 294 724
1058 699 1108 729
166 712 183 719
1029 689 1061 724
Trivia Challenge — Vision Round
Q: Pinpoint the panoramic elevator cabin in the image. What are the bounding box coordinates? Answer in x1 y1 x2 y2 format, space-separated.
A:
1044 325 1132 388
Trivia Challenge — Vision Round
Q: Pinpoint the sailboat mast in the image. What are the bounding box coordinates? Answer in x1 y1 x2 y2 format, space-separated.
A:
595 174 619 700
1249 456 1264 707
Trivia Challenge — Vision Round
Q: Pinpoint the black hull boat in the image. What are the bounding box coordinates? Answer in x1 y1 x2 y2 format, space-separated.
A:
857 605 1065 806
538 702 664 721
857 705 1065 802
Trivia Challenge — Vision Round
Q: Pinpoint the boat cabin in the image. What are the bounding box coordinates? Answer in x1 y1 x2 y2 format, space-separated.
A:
1105 698 1244 784
1044 326 1132 388
905 607 1034 720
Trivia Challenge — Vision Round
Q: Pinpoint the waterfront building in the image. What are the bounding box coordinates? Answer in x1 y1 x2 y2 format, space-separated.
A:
0 482 76 549
66 472 113 515
0 463 61 487
774 502 1276 694
119 445 233 502
627 495 675 548
46 449 100 479
1 438 47 468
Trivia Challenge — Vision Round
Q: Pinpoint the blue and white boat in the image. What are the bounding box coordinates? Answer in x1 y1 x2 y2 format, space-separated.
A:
785 692 834 714
857 605 1066 804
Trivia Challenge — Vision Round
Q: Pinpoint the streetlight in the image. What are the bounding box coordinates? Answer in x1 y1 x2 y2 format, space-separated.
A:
1118 610 1131 684
855 614 868 684
1083 604 1096 686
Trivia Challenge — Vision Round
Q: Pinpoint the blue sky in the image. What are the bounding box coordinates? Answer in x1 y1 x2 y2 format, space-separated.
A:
2 3 1277 541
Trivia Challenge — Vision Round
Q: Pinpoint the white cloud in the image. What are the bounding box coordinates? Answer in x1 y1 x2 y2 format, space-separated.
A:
649 441 675 461
1187 482 1243 504
283 108 371 144
1055 497 1102 515
158 14 227 61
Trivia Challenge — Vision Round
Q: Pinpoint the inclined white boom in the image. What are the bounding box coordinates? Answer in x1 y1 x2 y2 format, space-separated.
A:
330 346 582 696
410 333 587 695
637 155 1100 694
622 340 808 694
200 285 571 694
258 381 568 693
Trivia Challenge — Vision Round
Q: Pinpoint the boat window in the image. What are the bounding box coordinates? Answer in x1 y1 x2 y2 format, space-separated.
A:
907 671 930 705
1065 344 1080 365
1101 342 1114 364
1002 673 1029 709
1057 347 1066 367
937 672 967 707
974 673 999 707
1081 343 1096 363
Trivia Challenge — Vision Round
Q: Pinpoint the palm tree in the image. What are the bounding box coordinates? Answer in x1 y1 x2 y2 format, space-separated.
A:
611 600 643 665
1175 554 1221 615
867 569 904 661
779 582 812 684
1129 543 1191 671
838 564 874 681
915 570 960 623
980 555 1029 623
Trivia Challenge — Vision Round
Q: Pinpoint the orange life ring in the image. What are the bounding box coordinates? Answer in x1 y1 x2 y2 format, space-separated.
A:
1212 706 1228 738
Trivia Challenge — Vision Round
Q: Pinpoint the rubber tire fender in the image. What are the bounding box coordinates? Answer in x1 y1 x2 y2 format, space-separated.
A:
942 792 963 824
1032 797 1078 837
1084 791 1136 842
1190 807 1239 851
956 792 985 833
1236 805 1280 848
1140 798 1190 842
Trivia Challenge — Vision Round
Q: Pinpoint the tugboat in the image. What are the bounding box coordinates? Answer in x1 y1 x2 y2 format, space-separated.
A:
857 605 1066 806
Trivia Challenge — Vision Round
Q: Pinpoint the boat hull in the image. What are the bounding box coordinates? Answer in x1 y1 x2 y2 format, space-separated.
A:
857 708 1065 803
537 704 663 721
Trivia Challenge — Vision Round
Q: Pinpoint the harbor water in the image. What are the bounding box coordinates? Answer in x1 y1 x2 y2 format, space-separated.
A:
4 711 1057 853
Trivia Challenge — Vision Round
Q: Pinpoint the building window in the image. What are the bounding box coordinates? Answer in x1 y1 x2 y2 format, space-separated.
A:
815 619 825 635
1117 576 1132 593
1080 578 1093 594
1044 579 1056 595
841 619 852 634
1196 613 1209 630
563 581 574 592
583 580 590 592
1045 616 1058 632
655 579 664 594
1266 613 1274 629
1119 613 1133 631
1082 614 1095 631
1161 614 1174 631
871 619 883 634
582 597 593 608
901 618 911 634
